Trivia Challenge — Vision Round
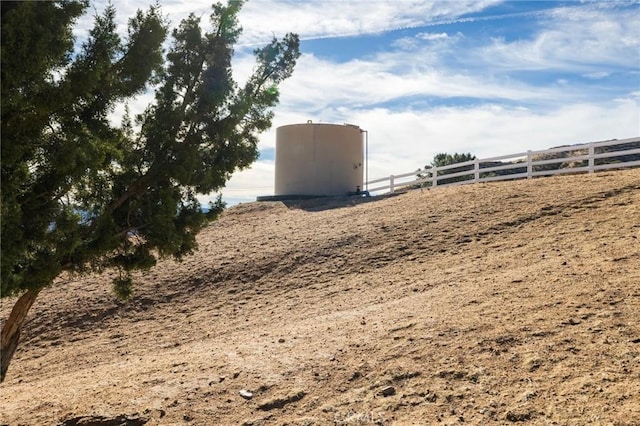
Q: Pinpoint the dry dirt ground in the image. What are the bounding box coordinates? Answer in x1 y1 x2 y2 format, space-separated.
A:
1 169 640 426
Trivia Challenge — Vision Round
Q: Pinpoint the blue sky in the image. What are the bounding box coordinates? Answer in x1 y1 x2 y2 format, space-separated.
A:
80 0 640 205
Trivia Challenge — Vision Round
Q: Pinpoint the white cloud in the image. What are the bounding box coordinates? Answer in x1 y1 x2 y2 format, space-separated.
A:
236 0 502 45
268 49 578 114
418 32 450 41
476 5 640 72
393 31 461 50
583 71 610 79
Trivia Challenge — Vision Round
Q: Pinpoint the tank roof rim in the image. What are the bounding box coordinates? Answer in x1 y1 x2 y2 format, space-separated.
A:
276 122 360 129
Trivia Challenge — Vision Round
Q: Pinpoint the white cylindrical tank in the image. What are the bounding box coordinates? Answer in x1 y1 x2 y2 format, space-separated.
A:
274 122 364 197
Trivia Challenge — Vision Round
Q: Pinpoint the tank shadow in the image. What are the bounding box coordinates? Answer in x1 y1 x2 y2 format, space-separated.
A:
281 192 405 212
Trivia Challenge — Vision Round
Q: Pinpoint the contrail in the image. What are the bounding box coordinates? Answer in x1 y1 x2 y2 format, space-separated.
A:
236 8 548 47
297 9 549 43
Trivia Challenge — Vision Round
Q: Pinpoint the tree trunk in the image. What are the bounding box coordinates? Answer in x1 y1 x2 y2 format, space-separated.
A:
1 288 41 383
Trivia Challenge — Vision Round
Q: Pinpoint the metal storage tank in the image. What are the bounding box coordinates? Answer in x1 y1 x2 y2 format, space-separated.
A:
274 122 364 197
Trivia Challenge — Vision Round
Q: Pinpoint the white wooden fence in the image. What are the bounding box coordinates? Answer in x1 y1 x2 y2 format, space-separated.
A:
365 136 640 194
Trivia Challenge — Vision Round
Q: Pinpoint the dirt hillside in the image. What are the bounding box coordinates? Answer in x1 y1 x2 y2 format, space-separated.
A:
1 169 639 425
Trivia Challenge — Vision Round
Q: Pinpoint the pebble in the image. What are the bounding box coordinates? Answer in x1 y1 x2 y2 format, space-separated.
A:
239 389 253 400
380 386 396 397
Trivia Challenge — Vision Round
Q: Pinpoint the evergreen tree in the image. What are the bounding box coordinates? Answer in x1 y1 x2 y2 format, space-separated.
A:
422 152 476 185
1 0 300 382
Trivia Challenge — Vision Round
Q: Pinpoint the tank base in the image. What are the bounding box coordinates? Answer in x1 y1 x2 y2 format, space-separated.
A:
256 194 330 202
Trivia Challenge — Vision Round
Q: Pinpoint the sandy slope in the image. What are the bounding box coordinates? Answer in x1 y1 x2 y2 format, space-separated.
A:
1 169 639 425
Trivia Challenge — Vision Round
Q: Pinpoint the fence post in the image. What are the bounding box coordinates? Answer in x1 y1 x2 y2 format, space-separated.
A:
389 175 395 193
588 143 595 173
432 166 438 187
527 150 533 179
474 158 480 182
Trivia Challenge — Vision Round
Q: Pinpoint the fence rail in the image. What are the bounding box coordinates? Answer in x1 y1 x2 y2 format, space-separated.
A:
365 137 640 194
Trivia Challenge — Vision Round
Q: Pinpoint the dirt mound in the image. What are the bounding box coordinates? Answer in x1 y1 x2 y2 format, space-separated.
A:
1 169 639 425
